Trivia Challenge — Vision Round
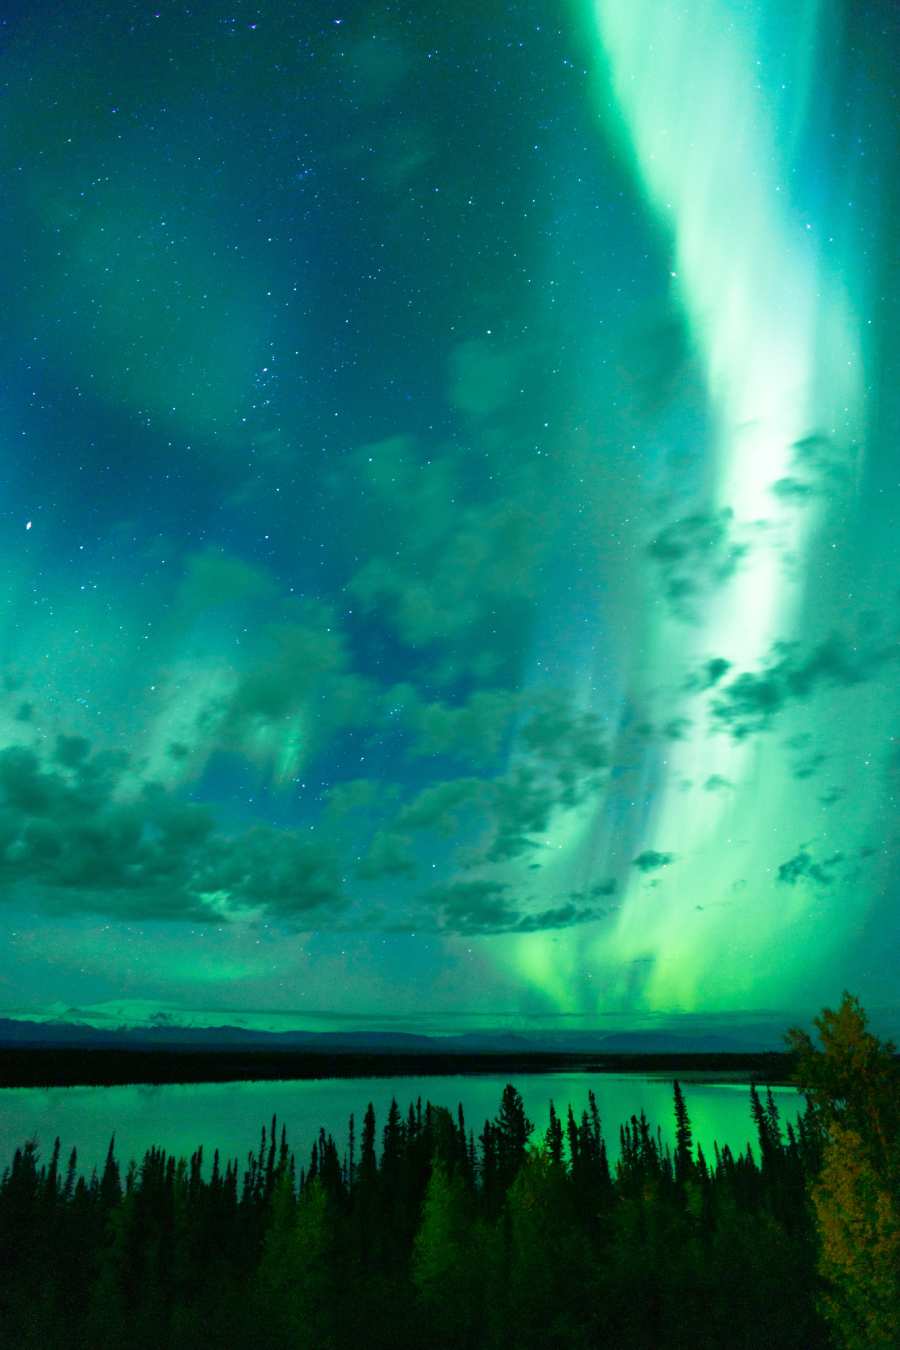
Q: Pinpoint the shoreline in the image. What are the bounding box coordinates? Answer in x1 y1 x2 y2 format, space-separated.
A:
0 1047 797 1089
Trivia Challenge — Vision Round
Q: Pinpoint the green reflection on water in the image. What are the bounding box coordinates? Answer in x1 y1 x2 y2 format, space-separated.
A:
0 1073 799 1178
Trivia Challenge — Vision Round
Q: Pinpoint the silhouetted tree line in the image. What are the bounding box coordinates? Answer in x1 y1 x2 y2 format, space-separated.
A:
0 994 896 1349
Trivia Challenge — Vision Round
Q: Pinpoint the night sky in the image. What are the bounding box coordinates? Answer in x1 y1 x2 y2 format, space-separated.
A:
2 0 898 1036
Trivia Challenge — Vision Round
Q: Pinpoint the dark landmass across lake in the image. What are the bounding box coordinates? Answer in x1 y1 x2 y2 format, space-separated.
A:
0 1046 797 1088
0 1016 782 1053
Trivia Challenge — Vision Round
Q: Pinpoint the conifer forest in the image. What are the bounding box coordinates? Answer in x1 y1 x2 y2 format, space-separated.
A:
1 996 897 1350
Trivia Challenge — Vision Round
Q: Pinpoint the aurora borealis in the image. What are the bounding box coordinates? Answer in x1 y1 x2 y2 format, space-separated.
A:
1 0 897 1036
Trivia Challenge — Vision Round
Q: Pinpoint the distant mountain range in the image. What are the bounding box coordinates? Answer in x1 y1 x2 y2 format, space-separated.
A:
0 1016 782 1054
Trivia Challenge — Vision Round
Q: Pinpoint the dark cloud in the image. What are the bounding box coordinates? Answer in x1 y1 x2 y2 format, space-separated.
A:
647 510 746 620
632 850 674 873
663 717 692 741
513 903 607 934
518 696 608 806
0 739 345 925
53 735 91 769
560 882 619 914
346 436 549 682
403 687 520 767
426 879 516 933
379 692 609 866
710 632 899 739
192 608 375 774
0 686 612 932
354 830 417 881
485 767 558 862
770 476 817 503
777 848 845 887
421 879 606 935
196 826 343 917
396 778 486 835
790 432 854 488
324 779 384 819
316 691 611 883
792 751 827 780
177 550 276 613
519 700 604 761
686 657 732 692
213 614 346 731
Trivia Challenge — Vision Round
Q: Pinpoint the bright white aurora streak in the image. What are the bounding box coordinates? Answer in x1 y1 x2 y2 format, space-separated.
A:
501 0 880 1014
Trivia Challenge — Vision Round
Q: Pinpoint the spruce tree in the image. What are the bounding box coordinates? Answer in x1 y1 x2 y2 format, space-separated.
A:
672 1080 693 1183
412 1160 476 1344
494 1085 533 1191
546 1102 564 1168
359 1102 377 1186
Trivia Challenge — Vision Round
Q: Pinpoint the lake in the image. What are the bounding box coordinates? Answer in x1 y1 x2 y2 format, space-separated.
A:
0 1071 800 1178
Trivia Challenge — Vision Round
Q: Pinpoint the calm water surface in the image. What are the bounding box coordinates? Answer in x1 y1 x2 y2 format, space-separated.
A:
0 1073 800 1178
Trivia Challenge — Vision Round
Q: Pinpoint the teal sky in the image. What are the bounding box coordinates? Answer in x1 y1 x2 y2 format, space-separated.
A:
1 0 897 1036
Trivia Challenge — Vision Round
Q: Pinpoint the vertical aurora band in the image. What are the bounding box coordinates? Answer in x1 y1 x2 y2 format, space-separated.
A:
502 0 885 1014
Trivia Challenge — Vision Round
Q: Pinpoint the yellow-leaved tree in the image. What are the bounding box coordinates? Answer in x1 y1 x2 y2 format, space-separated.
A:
787 993 899 1350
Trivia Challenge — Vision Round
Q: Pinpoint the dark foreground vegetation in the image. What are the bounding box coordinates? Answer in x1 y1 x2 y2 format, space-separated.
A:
0 1047 795 1088
1 995 896 1350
